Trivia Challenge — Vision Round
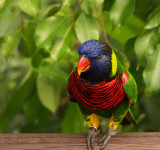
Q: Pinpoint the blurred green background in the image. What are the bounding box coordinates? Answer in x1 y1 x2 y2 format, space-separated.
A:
0 0 160 133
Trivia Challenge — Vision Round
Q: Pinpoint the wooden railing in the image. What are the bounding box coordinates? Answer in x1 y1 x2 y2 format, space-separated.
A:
0 133 160 149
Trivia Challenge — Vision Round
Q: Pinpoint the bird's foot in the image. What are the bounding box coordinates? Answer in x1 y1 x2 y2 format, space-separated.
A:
98 126 118 150
87 126 100 150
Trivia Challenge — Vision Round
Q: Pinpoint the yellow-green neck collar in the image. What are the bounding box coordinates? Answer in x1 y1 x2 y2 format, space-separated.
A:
111 50 117 76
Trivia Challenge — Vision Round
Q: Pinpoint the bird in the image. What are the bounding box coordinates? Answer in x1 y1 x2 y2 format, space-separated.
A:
67 40 137 150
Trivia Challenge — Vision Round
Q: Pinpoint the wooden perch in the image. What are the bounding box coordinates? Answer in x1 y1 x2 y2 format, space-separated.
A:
0 133 160 150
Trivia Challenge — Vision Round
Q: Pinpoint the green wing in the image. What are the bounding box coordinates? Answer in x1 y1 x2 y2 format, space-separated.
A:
119 64 137 104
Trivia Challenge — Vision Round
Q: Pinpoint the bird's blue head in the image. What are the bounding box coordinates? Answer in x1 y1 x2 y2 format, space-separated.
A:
77 40 112 82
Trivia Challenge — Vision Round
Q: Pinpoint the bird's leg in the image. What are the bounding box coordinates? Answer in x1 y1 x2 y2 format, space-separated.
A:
99 114 120 150
84 113 100 150
99 125 118 150
87 126 100 150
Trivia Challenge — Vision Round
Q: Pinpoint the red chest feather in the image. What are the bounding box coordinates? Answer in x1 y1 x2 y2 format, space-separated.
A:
68 70 126 110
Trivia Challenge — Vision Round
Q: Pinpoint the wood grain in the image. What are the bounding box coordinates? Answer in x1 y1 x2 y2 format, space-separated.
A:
0 133 160 150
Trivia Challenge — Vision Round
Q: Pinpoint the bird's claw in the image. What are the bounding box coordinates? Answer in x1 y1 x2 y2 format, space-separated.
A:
98 126 118 150
87 127 100 150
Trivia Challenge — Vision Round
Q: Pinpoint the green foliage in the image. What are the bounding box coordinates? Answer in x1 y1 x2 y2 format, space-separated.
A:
75 13 99 43
1 30 20 58
62 102 88 133
0 72 37 132
18 0 41 18
135 29 159 68
37 74 63 113
0 0 160 133
143 45 160 95
110 0 135 28
35 16 71 49
24 93 51 124
145 7 160 29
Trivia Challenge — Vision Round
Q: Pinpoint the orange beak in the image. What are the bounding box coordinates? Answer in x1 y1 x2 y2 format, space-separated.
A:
77 55 91 76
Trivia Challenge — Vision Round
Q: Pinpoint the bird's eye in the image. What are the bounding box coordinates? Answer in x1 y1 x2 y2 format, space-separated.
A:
97 53 103 59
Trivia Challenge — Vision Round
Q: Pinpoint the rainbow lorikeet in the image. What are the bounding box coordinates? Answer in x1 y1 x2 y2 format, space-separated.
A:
67 40 137 150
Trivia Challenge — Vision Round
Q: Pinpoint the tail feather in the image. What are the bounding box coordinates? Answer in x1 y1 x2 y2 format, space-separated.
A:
121 109 136 126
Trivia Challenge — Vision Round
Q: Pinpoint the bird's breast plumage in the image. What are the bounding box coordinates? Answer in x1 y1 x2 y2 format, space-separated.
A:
68 70 126 110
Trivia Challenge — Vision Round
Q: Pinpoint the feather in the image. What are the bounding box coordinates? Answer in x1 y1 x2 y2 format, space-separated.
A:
68 70 126 110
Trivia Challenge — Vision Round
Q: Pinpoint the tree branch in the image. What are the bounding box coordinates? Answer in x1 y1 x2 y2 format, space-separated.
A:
99 7 109 44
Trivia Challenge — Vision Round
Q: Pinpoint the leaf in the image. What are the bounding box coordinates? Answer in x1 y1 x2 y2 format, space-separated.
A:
35 16 70 49
145 7 160 29
20 21 37 57
39 3 61 19
18 0 41 18
134 29 159 68
24 93 51 124
61 0 76 10
38 59 68 82
50 26 72 61
55 58 71 74
103 11 144 45
0 72 37 132
111 14 144 44
0 0 14 9
75 13 99 43
81 0 91 14
93 0 104 8
31 50 43 69
143 45 160 95
103 11 112 33
81 0 104 15
0 18 20 38
0 0 5 9
0 30 20 58
31 48 50 69
62 102 88 133
110 0 135 28
37 74 63 113
92 0 104 15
